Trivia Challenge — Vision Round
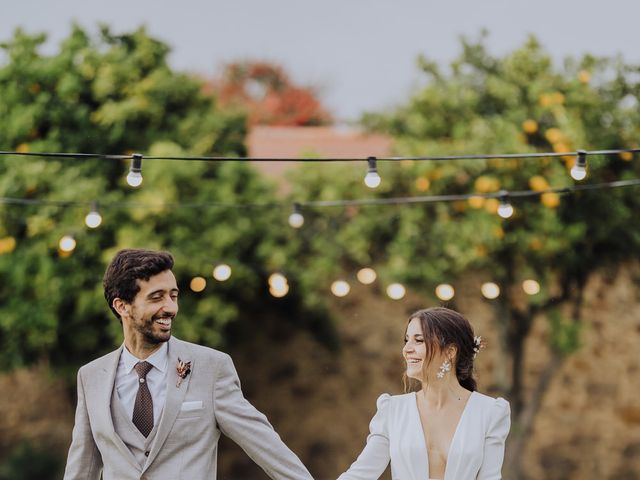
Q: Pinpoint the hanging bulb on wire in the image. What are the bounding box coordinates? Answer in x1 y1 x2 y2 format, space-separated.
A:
126 153 143 187
288 203 304 228
570 150 588 181
386 283 406 300
364 156 381 189
59 234 76 253
213 263 232 281
435 283 455 301
84 202 102 228
497 191 514 219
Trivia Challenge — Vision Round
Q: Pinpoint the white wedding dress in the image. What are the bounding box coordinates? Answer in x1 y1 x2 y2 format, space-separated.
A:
337 391 510 480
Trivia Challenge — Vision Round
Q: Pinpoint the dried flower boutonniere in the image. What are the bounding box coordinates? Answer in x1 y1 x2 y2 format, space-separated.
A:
176 358 192 388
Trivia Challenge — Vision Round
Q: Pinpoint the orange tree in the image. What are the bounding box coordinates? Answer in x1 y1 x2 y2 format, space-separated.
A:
0 26 333 379
285 35 640 476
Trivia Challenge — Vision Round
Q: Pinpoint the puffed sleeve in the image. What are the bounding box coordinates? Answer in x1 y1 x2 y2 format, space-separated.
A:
477 397 511 480
337 393 391 480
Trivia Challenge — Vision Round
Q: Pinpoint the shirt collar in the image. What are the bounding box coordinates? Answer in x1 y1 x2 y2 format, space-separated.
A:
121 341 169 375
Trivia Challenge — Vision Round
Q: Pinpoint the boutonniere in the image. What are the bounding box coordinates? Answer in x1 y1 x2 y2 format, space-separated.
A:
176 358 192 388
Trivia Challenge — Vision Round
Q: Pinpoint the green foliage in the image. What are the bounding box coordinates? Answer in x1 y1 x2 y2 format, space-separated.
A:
287 35 640 355
0 442 63 480
0 26 329 375
548 309 581 355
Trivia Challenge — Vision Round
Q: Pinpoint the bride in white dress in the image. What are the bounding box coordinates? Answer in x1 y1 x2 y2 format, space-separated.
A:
337 307 510 480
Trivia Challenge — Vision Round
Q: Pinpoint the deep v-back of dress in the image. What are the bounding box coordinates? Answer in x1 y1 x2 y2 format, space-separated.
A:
413 391 475 480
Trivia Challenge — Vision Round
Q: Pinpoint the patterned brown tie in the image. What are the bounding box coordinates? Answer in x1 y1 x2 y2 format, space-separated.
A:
132 361 154 437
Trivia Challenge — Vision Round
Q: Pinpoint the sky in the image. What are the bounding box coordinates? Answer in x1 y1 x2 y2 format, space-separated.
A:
3 0 639 121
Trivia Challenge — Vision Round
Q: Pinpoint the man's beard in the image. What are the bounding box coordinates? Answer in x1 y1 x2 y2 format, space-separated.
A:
134 313 173 344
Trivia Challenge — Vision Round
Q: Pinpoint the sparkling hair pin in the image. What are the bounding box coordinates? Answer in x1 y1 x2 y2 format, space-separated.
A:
473 336 485 359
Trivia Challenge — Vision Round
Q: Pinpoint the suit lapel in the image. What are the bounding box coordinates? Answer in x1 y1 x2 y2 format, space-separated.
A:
93 345 141 472
143 337 192 471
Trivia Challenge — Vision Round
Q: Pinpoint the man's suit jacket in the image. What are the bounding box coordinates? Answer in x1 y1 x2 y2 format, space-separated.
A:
63 336 313 480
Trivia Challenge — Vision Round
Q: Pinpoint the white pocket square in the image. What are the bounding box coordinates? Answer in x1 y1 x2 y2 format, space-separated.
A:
180 400 203 412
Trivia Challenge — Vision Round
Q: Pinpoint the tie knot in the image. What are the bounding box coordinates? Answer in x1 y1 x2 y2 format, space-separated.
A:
134 361 153 379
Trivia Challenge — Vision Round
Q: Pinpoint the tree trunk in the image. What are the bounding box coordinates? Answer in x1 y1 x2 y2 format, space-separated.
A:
504 351 566 479
504 282 586 479
492 300 510 393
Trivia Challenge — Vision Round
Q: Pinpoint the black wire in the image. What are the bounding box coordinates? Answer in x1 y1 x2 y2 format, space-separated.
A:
0 148 638 162
0 151 128 160
2 178 639 210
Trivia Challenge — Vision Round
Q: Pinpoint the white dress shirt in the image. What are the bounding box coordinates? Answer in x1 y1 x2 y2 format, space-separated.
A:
115 342 169 425
338 391 510 480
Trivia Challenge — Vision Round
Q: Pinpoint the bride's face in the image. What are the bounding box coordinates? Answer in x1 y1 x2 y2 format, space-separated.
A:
403 317 449 382
404 317 428 381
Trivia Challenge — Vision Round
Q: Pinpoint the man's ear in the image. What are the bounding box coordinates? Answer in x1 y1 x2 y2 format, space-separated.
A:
113 298 130 319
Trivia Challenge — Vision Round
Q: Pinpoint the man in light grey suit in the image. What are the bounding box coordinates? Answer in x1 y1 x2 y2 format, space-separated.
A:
64 248 313 480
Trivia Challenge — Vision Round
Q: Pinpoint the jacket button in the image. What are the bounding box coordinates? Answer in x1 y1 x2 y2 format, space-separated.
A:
144 451 150 457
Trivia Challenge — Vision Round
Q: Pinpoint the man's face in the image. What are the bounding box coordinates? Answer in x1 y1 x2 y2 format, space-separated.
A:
122 270 179 345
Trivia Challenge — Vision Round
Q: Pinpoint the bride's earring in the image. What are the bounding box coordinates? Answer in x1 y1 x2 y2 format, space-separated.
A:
437 359 451 379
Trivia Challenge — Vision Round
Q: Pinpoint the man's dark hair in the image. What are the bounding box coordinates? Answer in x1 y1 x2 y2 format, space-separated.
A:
103 249 174 319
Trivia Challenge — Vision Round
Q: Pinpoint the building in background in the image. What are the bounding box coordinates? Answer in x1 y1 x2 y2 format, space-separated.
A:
248 125 393 192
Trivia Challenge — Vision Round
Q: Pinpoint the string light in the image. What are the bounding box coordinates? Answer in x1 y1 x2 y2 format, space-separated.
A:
386 283 406 300
212 263 232 281
364 156 381 189
331 280 350 297
481 282 500 299
357 267 377 285
497 191 514 219
2 147 636 163
570 150 588 181
522 279 541 295
288 203 304 228
435 283 455 301
268 272 289 297
84 202 102 228
59 235 76 252
126 153 143 187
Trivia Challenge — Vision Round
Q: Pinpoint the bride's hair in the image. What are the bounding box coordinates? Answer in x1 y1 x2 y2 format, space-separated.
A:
403 307 478 392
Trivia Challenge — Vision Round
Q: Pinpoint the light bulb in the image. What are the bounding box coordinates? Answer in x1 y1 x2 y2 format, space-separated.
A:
364 157 381 188
288 204 304 228
268 273 288 291
357 267 377 285
213 264 232 281
331 280 350 297
126 171 143 187
59 235 76 252
481 282 500 299
288 212 304 228
386 283 406 300
522 279 541 295
85 205 102 228
570 165 587 180
364 171 381 188
435 283 455 301
497 203 514 218
126 154 143 187
497 192 514 219
570 150 588 181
